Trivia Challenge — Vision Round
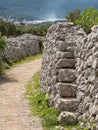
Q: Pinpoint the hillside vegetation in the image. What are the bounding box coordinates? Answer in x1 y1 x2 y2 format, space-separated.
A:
0 18 51 37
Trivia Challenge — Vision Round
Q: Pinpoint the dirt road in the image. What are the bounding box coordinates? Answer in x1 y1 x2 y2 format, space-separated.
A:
0 58 43 130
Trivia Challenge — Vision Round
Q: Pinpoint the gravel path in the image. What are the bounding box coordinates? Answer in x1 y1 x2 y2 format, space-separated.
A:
0 58 43 130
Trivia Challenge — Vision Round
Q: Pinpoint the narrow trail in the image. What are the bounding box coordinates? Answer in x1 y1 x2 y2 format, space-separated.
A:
0 58 43 130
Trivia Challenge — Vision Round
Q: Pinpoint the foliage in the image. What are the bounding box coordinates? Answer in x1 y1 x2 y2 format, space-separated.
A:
66 7 98 34
16 23 51 36
0 33 7 73
66 9 80 22
0 18 51 37
0 33 6 51
25 72 59 129
0 19 17 36
75 7 98 33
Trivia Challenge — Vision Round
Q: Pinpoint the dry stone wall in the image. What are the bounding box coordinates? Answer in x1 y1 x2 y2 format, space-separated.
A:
4 34 40 61
41 22 98 129
40 22 84 123
76 25 98 129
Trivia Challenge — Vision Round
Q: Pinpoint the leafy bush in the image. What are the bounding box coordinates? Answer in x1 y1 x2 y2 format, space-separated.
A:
66 9 80 22
66 7 98 33
0 18 51 37
75 7 98 33
17 23 51 36
0 19 17 36
0 33 6 50
0 33 7 73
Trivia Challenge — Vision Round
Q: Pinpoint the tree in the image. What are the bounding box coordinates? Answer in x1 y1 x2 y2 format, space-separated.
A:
66 7 98 33
66 9 80 22
75 7 98 33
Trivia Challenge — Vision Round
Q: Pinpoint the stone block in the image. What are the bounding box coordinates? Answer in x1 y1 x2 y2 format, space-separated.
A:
91 105 98 116
56 98 79 112
56 83 77 97
56 51 74 59
58 69 76 82
57 59 76 68
56 41 67 52
56 34 66 41
58 111 78 124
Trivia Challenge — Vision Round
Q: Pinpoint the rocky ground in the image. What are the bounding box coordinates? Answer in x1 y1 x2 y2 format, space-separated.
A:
0 58 42 130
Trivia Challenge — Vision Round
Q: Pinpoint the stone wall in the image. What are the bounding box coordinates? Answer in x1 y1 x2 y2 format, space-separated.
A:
4 34 41 61
40 22 84 123
76 25 98 129
40 22 98 129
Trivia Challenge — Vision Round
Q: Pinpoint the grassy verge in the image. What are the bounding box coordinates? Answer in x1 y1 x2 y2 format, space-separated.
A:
2 54 42 73
25 72 86 130
12 53 42 65
25 72 60 130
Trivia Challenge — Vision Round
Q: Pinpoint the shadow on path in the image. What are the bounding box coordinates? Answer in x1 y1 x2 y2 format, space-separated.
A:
0 74 18 85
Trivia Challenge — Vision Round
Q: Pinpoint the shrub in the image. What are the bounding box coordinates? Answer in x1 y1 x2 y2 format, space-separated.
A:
17 23 51 36
0 19 17 36
66 7 98 33
75 7 98 33
0 18 51 37
0 33 7 73
66 9 80 22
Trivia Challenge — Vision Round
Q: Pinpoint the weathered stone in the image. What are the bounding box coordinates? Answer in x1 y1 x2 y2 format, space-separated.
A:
91 105 98 116
57 59 76 68
40 22 98 128
56 34 66 41
95 69 98 77
58 111 78 124
58 69 76 82
56 83 77 97
92 59 98 69
56 51 74 59
56 41 67 52
4 34 41 60
76 25 98 128
60 127 64 130
56 98 79 112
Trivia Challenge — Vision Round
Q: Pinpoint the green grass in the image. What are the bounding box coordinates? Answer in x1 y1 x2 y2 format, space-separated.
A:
25 72 60 130
25 72 89 130
3 54 42 73
10 53 42 65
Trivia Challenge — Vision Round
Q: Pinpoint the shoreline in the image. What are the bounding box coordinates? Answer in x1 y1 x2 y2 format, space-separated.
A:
0 17 66 25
